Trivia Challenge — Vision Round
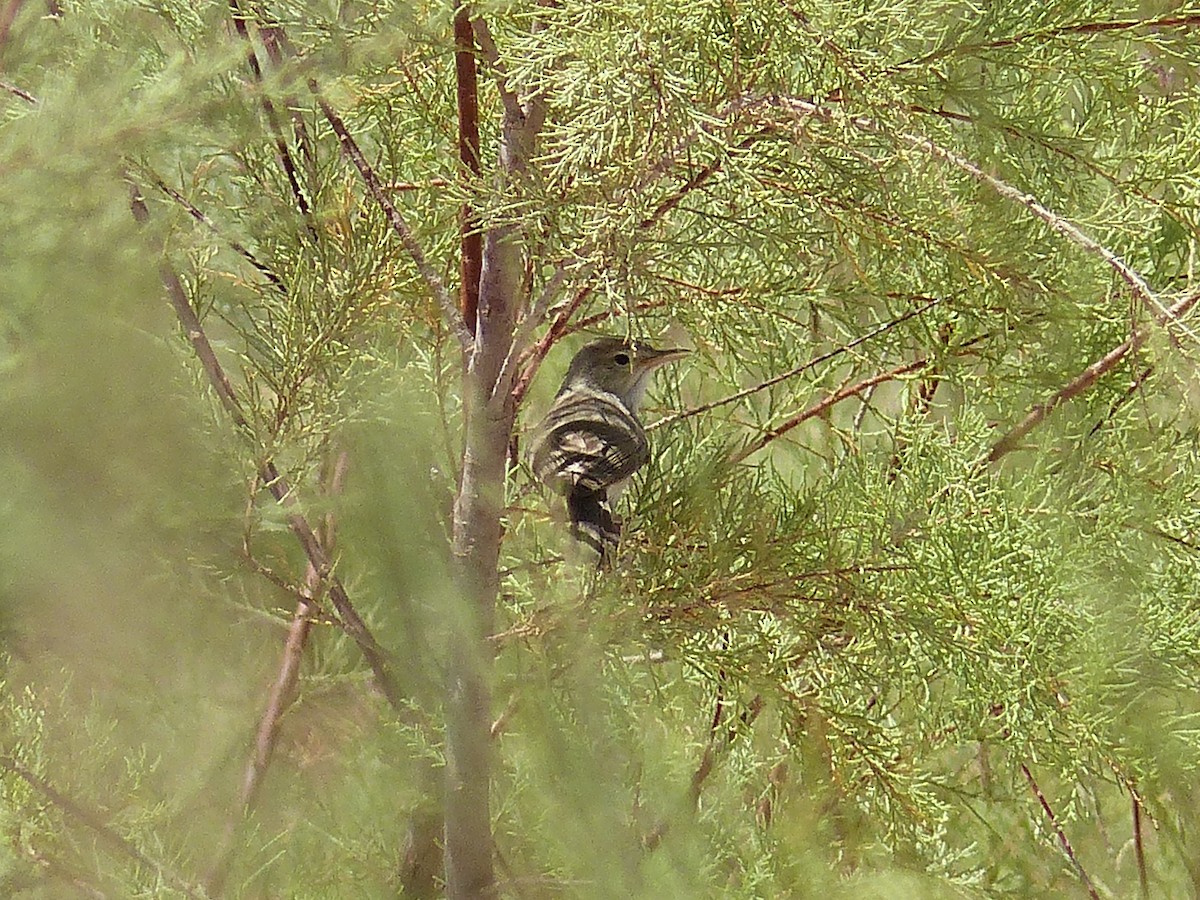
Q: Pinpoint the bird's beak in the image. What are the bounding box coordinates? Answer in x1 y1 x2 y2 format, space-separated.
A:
635 347 690 372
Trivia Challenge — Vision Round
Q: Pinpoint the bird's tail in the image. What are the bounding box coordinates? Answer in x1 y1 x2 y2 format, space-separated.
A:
567 486 620 567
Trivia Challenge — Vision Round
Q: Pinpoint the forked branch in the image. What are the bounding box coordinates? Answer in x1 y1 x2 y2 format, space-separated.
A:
128 181 404 711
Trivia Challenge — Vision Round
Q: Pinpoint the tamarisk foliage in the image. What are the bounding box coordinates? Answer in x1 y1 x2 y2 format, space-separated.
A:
2 0 1199 896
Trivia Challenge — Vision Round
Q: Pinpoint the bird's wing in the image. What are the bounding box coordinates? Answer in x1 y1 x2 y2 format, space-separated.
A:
530 391 649 493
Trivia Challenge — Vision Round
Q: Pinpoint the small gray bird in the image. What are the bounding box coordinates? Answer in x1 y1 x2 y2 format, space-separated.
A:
530 337 688 564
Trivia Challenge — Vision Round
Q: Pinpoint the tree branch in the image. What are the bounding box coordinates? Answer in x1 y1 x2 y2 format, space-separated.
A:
771 96 1198 345
1 77 37 104
896 12 1200 71
1020 763 1101 900
455 3 483 333
226 0 315 231
987 290 1199 462
470 16 523 124
0 0 27 53
206 450 351 896
310 81 473 351
497 94 766 397
652 296 945 431
729 357 932 465
128 180 405 711
142 169 289 296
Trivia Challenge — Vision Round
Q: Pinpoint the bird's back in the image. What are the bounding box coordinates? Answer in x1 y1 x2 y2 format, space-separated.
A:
530 387 649 494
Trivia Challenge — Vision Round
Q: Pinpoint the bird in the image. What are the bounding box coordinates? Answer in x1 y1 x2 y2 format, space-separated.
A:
529 337 688 565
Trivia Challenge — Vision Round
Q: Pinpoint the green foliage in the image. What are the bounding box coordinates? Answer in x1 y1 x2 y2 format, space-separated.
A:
3 0 1200 896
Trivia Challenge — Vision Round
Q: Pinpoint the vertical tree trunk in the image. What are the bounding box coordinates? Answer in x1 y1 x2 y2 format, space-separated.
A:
445 222 521 897
443 16 542 890
444 214 524 900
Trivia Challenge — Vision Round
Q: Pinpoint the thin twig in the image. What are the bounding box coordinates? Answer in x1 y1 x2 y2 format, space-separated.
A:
1020 763 1101 900
507 280 592 406
143 171 288 295
653 297 944 430
226 0 315 231
1087 364 1154 436
896 12 1200 71
1 78 37 104
250 4 320 193
0 757 209 900
310 81 473 351
1133 793 1149 900
729 357 931 465
988 291 1199 462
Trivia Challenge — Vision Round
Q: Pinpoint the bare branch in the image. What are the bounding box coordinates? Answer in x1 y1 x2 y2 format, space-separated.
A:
311 81 474 351
206 450 351 895
1 78 37 104
0 0 27 53
1021 763 1101 900
987 290 1199 462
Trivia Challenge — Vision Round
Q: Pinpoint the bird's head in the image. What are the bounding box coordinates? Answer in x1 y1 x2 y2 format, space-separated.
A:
560 337 689 413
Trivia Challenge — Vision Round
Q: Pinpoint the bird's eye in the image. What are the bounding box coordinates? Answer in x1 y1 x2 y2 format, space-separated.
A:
614 352 631 366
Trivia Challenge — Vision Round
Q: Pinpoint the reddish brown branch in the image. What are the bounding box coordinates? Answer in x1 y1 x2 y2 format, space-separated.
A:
502 96 766 394
1020 763 1101 900
988 291 1199 462
638 132 765 231
510 284 593 405
0 757 208 899
454 3 482 333
654 297 944 430
729 358 930 465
